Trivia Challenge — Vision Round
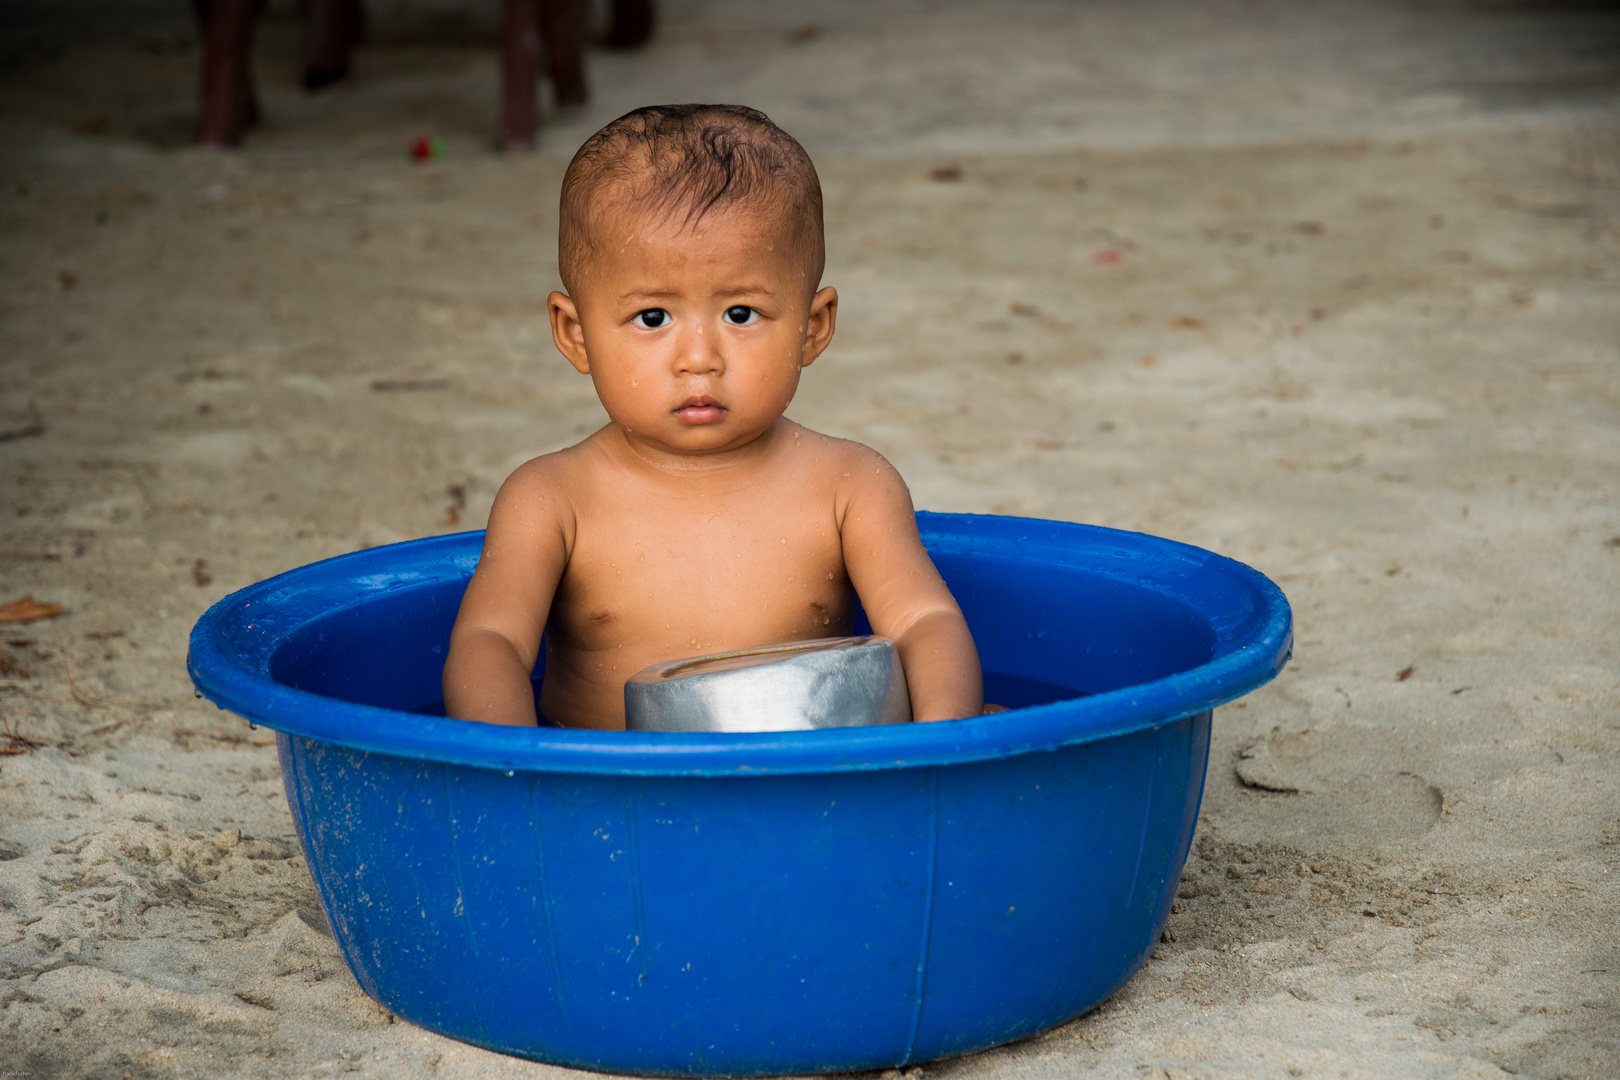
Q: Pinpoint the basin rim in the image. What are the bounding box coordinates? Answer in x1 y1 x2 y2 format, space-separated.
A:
188 512 1291 775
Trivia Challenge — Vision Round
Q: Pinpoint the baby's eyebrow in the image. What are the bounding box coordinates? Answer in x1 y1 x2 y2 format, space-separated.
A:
616 285 779 304
709 280 781 297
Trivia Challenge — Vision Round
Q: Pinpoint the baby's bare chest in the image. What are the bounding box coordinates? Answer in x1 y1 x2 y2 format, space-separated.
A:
551 486 854 651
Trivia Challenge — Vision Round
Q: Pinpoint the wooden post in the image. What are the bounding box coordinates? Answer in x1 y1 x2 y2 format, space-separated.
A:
196 0 261 146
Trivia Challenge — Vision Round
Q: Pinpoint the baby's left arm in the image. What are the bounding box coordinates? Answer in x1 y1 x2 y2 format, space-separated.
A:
839 452 983 722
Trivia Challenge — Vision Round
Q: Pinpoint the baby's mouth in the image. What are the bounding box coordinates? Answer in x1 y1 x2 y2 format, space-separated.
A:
674 396 726 424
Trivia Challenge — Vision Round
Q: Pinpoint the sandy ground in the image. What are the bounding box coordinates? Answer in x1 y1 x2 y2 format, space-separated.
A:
1 0 1618 1077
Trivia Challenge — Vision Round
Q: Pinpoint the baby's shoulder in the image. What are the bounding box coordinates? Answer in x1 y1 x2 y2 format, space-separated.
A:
783 423 881 464
500 442 584 494
781 423 907 495
489 437 609 523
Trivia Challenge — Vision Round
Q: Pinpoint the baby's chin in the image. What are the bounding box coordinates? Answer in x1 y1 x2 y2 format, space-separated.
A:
625 421 777 456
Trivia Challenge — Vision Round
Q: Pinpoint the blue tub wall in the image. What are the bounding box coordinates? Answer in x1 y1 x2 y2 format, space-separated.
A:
268 579 469 715
279 710 1211 1075
935 550 1215 699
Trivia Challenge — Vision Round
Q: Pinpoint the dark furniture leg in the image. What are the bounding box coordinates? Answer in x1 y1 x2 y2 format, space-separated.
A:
541 0 588 107
605 0 655 48
505 0 642 151
196 0 262 146
499 0 542 151
303 0 365 90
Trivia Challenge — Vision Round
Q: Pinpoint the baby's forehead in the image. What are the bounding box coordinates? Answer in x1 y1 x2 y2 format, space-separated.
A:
586 177 801 242
573 201 815 299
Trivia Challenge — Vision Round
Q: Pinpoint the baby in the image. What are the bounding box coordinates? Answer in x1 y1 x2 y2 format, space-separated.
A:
442 104 982 730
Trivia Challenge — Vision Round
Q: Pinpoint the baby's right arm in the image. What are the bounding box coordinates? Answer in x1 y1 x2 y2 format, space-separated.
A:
442 463 571 726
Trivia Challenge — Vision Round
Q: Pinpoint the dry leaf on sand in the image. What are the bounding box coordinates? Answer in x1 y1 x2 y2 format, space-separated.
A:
0 595 63 624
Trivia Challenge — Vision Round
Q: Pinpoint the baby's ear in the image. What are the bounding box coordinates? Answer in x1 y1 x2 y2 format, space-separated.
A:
548 291 591 374
800 286 838 368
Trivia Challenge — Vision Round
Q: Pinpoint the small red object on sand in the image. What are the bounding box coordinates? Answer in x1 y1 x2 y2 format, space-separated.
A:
1089 249 1122 265
410 135 444 163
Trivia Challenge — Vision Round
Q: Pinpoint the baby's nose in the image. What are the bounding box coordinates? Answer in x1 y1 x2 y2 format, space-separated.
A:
675 325 725 375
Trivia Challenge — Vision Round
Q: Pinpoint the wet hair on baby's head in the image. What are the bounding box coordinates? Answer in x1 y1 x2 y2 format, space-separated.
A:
558 104 824 293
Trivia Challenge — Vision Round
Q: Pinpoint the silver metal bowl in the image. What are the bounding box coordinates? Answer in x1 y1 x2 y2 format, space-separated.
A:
623 635 912 733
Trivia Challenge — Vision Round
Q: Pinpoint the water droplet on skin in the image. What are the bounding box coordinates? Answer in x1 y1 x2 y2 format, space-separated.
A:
827 572 834 580
824 617 830 625
780 537 787 544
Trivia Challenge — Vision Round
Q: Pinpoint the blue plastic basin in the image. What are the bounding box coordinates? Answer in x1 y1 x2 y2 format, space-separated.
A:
188 512 1290 1076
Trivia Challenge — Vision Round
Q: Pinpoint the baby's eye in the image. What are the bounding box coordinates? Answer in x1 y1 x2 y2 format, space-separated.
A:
722 305 759 326
633 309 669 329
